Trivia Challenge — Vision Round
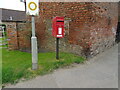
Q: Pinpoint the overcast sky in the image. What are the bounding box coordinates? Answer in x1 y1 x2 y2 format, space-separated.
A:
0 0 25 11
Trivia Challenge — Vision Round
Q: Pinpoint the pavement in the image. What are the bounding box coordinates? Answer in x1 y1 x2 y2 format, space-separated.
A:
5 44 118 88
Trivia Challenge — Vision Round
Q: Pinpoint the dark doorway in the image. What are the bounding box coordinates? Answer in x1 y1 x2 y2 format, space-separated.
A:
116 22 120 43
0 24 8 47
0 24 6 37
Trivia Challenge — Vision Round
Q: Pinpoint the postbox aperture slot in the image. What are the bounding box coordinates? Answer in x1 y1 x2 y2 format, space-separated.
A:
56 21 64 22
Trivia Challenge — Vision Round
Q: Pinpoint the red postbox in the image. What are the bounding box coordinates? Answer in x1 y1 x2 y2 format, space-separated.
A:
52 17 64 38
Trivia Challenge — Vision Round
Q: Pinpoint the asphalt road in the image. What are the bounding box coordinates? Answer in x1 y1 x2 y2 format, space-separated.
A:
6 44 118 88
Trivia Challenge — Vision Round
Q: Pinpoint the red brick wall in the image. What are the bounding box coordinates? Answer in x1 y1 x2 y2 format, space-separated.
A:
4 22 18 50
34 2 118 57
4 22 31 50
17 22 31 50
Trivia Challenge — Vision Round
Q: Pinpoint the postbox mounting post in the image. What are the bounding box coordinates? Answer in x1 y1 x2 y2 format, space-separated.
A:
56 38 59 59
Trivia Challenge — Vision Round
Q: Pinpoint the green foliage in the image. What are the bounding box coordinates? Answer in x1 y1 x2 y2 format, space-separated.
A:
2 48 85 84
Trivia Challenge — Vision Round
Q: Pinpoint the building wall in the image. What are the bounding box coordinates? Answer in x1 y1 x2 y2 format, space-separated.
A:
88 3 118 56
34 2 118 57
3 21 31 50
3 22 19 50
4 2 118 58
17 22 31 51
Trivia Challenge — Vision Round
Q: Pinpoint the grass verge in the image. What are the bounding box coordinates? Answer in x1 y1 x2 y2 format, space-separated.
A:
2 48 85 85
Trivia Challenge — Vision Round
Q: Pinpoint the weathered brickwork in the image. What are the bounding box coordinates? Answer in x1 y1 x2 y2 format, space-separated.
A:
3 22 31 50
4 22 18 50
88 3 118 56
35 2 118 57
17 22 31 50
